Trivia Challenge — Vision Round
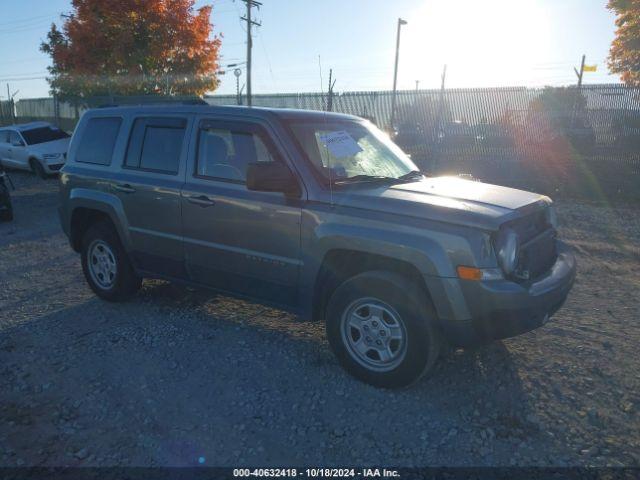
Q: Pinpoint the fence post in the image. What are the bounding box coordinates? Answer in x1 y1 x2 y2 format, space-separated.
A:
53 94 60 128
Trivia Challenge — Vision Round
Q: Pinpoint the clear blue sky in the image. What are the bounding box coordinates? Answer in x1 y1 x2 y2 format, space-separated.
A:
0 0 621 101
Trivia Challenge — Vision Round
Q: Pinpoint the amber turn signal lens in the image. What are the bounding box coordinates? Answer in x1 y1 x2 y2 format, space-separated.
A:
457 266 483 281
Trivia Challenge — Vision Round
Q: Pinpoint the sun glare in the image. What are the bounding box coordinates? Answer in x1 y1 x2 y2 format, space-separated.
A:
403 0 552 88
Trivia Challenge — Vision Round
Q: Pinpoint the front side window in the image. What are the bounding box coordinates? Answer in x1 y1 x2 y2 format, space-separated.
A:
288 120 417 184
76 117 122 165
9 131 23 146
0 131 9 143
21 126 69 145
125 117 186 174
196 122 276 182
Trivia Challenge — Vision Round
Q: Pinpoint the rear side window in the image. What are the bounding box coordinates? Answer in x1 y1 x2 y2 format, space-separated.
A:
0 131 8 143
76 117 122 165
125 117 186 174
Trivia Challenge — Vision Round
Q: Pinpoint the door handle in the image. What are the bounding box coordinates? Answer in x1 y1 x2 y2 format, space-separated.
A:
187 194 215 207
113 183 136 193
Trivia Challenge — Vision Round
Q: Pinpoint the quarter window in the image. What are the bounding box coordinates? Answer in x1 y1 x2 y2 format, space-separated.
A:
76 117 122 165
125 117 186 174
196 123 276 181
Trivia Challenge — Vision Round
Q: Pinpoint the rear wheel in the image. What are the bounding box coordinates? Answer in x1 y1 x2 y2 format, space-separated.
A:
29 158 47 179
325 270 441 388
81 221 141 301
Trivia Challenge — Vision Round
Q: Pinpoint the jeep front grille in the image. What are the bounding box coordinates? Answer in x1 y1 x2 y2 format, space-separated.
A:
507 210 557 281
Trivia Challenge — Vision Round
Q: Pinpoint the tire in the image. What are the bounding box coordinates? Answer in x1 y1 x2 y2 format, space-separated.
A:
81 220 142 301
0 205 12 222
30 158 47 179
0 181 12 222
325 270 442 388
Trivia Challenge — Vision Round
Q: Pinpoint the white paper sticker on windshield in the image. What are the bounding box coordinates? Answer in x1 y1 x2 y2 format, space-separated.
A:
318 131 363 159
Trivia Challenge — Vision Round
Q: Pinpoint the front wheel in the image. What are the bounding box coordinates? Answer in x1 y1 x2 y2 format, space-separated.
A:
325 271 441 388
0 179 12 222
81 221 141 301
30 158 47 179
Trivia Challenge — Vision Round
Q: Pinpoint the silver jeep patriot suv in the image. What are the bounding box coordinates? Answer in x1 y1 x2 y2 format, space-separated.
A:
58 105 576 388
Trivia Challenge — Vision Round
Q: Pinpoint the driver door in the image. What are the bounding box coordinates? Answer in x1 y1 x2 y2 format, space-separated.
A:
181 117 303 306
7 131 29 170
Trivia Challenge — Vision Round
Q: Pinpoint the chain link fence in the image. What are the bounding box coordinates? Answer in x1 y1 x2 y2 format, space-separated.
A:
2 85 639 200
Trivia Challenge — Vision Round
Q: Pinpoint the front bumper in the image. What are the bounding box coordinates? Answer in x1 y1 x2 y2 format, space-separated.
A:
437 241 576 346
44 162 65 174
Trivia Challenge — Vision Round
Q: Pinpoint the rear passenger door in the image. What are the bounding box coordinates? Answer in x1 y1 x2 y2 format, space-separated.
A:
113 115 191 278
181 117 303 306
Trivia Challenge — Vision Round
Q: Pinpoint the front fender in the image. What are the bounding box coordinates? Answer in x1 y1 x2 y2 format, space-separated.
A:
311 222 453 278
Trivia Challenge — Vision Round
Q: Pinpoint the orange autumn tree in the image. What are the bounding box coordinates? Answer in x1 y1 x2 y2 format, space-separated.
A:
41 0 221 102
608 0 640 86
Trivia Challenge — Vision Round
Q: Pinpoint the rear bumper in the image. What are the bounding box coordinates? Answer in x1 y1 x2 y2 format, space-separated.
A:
436 241 576 346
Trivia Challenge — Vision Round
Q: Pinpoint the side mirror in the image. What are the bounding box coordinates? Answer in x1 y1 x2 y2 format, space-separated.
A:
11 140 24 147
246 162 299 195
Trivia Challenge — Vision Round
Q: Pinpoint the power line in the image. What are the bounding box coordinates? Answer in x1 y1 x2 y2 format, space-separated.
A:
0 20 56 35
0 76 47 82
255 25 276 90
0 12 60 27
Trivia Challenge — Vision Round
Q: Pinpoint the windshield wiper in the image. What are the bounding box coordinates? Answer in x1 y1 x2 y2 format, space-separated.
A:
333 174 396 184
333 171 424 185
396 170 424 181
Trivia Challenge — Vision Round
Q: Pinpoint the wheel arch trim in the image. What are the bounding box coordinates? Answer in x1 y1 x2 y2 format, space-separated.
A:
67 188 132 252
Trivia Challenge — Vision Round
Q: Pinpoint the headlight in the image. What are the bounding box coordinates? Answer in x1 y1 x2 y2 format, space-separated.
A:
496 227 519 275
43 153 62 159
546 205 558 229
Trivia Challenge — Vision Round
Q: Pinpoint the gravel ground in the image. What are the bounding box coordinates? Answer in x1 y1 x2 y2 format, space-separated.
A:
1 171 639 468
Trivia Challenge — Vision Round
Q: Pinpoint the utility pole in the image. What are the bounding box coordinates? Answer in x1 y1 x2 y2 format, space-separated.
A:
434 64 447 145
241 0 261 107
574 54 586 88
326 69 337 112
6 84 16 124
571 54 586 128
390 18 407 130
415 80 420 92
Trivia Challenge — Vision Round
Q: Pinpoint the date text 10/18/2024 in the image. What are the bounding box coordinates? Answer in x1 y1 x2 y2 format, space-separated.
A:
233 468 401 478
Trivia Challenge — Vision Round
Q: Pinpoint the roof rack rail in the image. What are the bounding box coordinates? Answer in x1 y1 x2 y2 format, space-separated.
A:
94 97 208 108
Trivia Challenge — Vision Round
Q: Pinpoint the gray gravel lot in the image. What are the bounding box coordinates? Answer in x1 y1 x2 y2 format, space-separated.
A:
1 171 639 467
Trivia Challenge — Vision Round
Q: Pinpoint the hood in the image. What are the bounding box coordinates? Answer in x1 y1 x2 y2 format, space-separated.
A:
337 176 550 231
27 138 70 155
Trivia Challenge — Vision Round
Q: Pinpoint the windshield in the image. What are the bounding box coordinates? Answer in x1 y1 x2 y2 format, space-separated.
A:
288 120 418 183
21 126 70 146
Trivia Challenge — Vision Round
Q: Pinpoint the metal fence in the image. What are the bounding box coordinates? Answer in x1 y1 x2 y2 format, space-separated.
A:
2 85 639 200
